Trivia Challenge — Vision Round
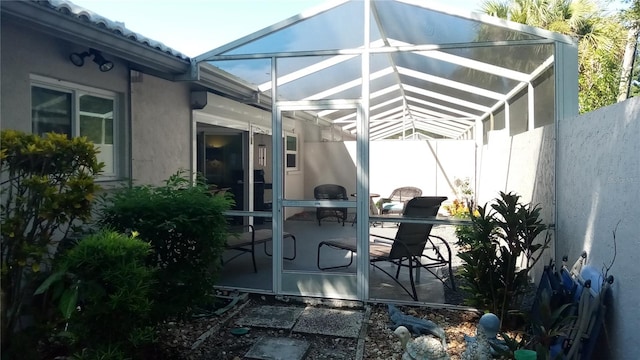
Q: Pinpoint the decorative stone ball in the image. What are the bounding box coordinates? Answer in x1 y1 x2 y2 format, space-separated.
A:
478 313 500 339
403 335 450 360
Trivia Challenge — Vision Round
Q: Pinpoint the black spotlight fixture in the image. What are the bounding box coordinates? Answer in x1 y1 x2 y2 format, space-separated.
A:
69 48 114 72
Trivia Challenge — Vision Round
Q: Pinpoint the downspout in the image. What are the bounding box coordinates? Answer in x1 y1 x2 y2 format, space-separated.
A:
127 69 133 187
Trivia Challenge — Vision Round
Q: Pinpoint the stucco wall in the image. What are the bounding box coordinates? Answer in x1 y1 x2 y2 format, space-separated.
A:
1 18 135 183
477 126 555 209
0 19 129 134
557 96 640 359
130 73 192 185
476 125 556 280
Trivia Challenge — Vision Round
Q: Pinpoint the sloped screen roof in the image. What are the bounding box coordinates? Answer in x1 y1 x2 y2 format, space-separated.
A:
196 0 574 140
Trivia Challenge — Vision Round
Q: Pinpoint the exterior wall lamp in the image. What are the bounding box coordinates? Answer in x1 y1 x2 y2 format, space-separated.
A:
69 48 114 72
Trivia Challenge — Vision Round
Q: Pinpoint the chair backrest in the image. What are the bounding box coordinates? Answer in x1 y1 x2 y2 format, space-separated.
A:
389 196 447 259
388 186 422 203
314 184 348 200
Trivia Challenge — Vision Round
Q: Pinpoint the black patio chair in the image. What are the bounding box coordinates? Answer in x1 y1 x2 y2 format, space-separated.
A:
224 225 296 273
316 196 454 301
314 184 348 226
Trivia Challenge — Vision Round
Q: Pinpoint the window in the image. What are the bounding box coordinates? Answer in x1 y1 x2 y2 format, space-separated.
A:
285 134 298 170
31 76 119 178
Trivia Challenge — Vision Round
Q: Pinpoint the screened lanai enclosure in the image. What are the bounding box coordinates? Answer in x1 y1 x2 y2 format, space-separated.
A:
192 0 577 305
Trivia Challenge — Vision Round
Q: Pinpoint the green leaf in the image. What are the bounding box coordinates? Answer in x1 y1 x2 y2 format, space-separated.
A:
34 270 65 295
59 286 79 320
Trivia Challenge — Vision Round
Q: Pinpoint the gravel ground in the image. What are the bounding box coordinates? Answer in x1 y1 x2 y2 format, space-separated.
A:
156 293 490 360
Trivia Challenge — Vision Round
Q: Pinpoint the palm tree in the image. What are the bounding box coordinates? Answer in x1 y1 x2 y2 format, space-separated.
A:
617 0 640 100
480 0 627 112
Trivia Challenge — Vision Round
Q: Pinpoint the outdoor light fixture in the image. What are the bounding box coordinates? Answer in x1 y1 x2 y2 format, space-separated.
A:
69 48 114 72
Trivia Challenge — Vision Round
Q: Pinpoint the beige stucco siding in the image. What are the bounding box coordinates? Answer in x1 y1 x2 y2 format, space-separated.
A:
0 19 129 132
130 73 191 185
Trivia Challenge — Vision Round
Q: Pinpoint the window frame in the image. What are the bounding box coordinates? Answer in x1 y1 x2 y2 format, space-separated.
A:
30 75 120 180
284 133 298 170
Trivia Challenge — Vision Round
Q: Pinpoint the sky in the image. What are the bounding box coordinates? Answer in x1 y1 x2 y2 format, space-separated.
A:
69 0 484 57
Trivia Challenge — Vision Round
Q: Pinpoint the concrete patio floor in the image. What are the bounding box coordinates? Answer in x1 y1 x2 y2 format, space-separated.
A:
216 215 463 304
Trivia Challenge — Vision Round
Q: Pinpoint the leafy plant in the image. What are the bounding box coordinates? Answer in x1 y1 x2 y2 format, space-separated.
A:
0 130 102 353
97 170 233 319
456 191 552 324
527 287 576 359
34 230 157 359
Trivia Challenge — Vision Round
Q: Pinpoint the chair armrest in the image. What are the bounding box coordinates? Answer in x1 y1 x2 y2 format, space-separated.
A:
228 224 255 234
370 234 395 246
426 234 453 259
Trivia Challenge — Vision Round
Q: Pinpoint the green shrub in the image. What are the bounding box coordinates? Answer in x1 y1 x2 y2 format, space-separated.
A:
456 191 551 324
35 230 156 359
0 130 102 354
97 170 233 319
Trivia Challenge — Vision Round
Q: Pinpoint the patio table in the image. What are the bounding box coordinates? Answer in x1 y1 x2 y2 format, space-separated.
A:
350 193 380 226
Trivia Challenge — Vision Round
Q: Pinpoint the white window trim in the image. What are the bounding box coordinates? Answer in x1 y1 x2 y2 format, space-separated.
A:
30 74 120 180
285 132 298 171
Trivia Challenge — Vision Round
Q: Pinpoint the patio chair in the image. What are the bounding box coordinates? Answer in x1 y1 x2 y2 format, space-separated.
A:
224 225 296 273
314 184 348 226
316 196 454 301
379 186 423 216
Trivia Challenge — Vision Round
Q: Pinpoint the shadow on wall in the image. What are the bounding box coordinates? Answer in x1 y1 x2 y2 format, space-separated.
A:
557 96 640 359
474 125 557 286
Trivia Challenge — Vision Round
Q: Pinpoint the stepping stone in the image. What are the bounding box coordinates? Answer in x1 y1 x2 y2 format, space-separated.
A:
235 305 305 329
245 337 310 360
293 307 364 338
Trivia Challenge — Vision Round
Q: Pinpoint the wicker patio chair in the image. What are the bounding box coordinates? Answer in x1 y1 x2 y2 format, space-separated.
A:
314 184 349 226
379 186 423 215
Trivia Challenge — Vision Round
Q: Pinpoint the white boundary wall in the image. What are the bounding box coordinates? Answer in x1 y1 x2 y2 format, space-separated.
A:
557 96 640 359
476 125 557 282
303 139 476 209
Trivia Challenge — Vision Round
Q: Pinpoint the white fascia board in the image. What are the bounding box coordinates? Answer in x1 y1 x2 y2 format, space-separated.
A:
195 93 294 133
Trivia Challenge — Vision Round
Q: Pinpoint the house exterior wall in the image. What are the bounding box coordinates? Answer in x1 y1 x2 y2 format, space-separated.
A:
0 19 130 134
557 96 640 359
1 18 134 182
0 18 193 187
130 73 191 185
